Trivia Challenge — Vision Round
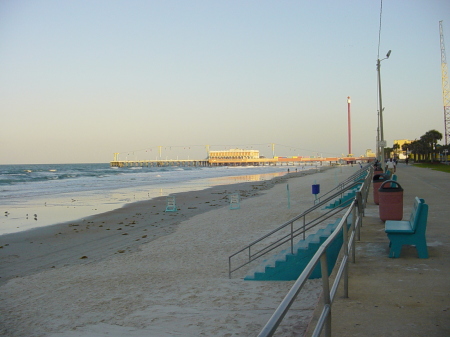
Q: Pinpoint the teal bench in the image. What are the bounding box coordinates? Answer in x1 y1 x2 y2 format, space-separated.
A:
384 197 429 258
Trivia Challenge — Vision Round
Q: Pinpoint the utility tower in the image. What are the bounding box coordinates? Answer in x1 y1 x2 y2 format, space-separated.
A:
440 20 450 145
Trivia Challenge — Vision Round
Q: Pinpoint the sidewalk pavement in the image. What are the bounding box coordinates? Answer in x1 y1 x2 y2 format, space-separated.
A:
307 163 450 336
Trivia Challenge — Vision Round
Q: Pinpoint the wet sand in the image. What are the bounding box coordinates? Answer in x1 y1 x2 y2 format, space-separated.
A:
0 165 358 337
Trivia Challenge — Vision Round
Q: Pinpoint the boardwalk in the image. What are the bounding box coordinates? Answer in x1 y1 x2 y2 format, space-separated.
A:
306 163 450 336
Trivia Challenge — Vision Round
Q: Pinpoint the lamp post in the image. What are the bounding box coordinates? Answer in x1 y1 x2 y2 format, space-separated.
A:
377 49 391 171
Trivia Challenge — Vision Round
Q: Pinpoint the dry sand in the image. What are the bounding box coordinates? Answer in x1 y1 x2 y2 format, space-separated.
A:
0 165 358 337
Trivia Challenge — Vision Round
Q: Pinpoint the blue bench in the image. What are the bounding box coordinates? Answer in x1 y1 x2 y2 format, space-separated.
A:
384 197 429 258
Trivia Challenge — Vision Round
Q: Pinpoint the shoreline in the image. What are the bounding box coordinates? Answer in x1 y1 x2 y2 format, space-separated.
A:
0 167 297 236
0 169 321 285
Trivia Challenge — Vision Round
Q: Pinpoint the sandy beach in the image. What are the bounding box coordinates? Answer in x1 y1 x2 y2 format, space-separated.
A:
0 165 359 337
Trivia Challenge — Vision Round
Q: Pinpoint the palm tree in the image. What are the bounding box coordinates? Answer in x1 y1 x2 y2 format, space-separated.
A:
402 143 411 160
384 147 393 159
424 130 443 161
393 143 400 159
410 139 427 162
409 141 418 162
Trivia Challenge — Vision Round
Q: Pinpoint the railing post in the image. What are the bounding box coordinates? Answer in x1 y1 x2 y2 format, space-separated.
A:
343 209 350 298
320 253 332 337
356 191 362 234
351 201 357 264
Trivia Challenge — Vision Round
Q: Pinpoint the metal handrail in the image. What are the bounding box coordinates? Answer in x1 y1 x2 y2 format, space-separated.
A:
314 163 372 204
257 164 373 337
228 165 373 278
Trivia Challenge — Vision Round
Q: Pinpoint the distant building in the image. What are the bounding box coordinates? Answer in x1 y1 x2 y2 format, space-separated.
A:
365 149 376 158
208 149 260 160
393 139 412 159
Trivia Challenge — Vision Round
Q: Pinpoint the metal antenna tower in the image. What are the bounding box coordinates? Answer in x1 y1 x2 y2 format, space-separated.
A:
439 20 450 145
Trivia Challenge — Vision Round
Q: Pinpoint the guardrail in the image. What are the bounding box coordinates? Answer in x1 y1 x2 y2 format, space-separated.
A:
314 163 372 204
228 164 372 279
257 164 373 337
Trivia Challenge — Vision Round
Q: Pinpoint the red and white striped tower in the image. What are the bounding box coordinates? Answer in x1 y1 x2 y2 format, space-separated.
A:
347 96 352 155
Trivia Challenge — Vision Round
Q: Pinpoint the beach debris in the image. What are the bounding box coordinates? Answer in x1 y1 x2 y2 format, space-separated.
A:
117 227 122 230
142 235 147 238
122 233 128 235
4 211 9 216
80 256 88 259
117 250 125 253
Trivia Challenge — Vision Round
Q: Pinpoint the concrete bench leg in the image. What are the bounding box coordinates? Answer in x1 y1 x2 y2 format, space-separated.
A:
416 241 429 259
388 242 402 258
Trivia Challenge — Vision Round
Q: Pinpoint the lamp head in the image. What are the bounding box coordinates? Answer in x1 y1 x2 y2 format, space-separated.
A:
386 50 391 58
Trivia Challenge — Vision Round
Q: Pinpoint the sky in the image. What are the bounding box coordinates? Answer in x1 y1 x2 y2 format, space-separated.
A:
1 0 449 164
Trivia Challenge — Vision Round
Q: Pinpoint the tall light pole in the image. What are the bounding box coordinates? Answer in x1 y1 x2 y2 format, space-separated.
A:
377 49 391 171
347 96 352 155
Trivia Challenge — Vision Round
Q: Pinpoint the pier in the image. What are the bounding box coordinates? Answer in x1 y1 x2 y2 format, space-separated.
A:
110 156 372 168
110 147 374 168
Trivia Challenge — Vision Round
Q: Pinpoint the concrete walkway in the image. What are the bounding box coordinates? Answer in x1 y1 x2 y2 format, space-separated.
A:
307 163 450 336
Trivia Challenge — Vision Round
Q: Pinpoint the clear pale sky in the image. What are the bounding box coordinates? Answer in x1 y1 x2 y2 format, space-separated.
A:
1 1 449 164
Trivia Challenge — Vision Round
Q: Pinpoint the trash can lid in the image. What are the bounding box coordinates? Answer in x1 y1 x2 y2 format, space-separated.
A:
373 174 387 182
379 180 403 192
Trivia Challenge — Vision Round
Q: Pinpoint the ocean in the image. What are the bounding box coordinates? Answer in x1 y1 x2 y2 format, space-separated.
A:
0 163 315 235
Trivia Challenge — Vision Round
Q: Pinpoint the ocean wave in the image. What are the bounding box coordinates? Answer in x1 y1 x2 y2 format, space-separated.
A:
0 163 295 204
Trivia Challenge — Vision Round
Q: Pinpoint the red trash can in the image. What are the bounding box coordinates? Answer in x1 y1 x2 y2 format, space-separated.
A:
373 174 388 205
378 180 403 221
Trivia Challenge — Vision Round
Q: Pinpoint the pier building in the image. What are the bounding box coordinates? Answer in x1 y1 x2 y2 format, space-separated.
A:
208 149 260 160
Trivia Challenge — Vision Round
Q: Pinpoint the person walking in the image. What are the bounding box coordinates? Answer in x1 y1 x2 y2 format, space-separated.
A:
387 158 396 173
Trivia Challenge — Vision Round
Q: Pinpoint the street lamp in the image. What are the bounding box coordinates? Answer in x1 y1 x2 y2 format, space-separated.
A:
377 49 391 171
